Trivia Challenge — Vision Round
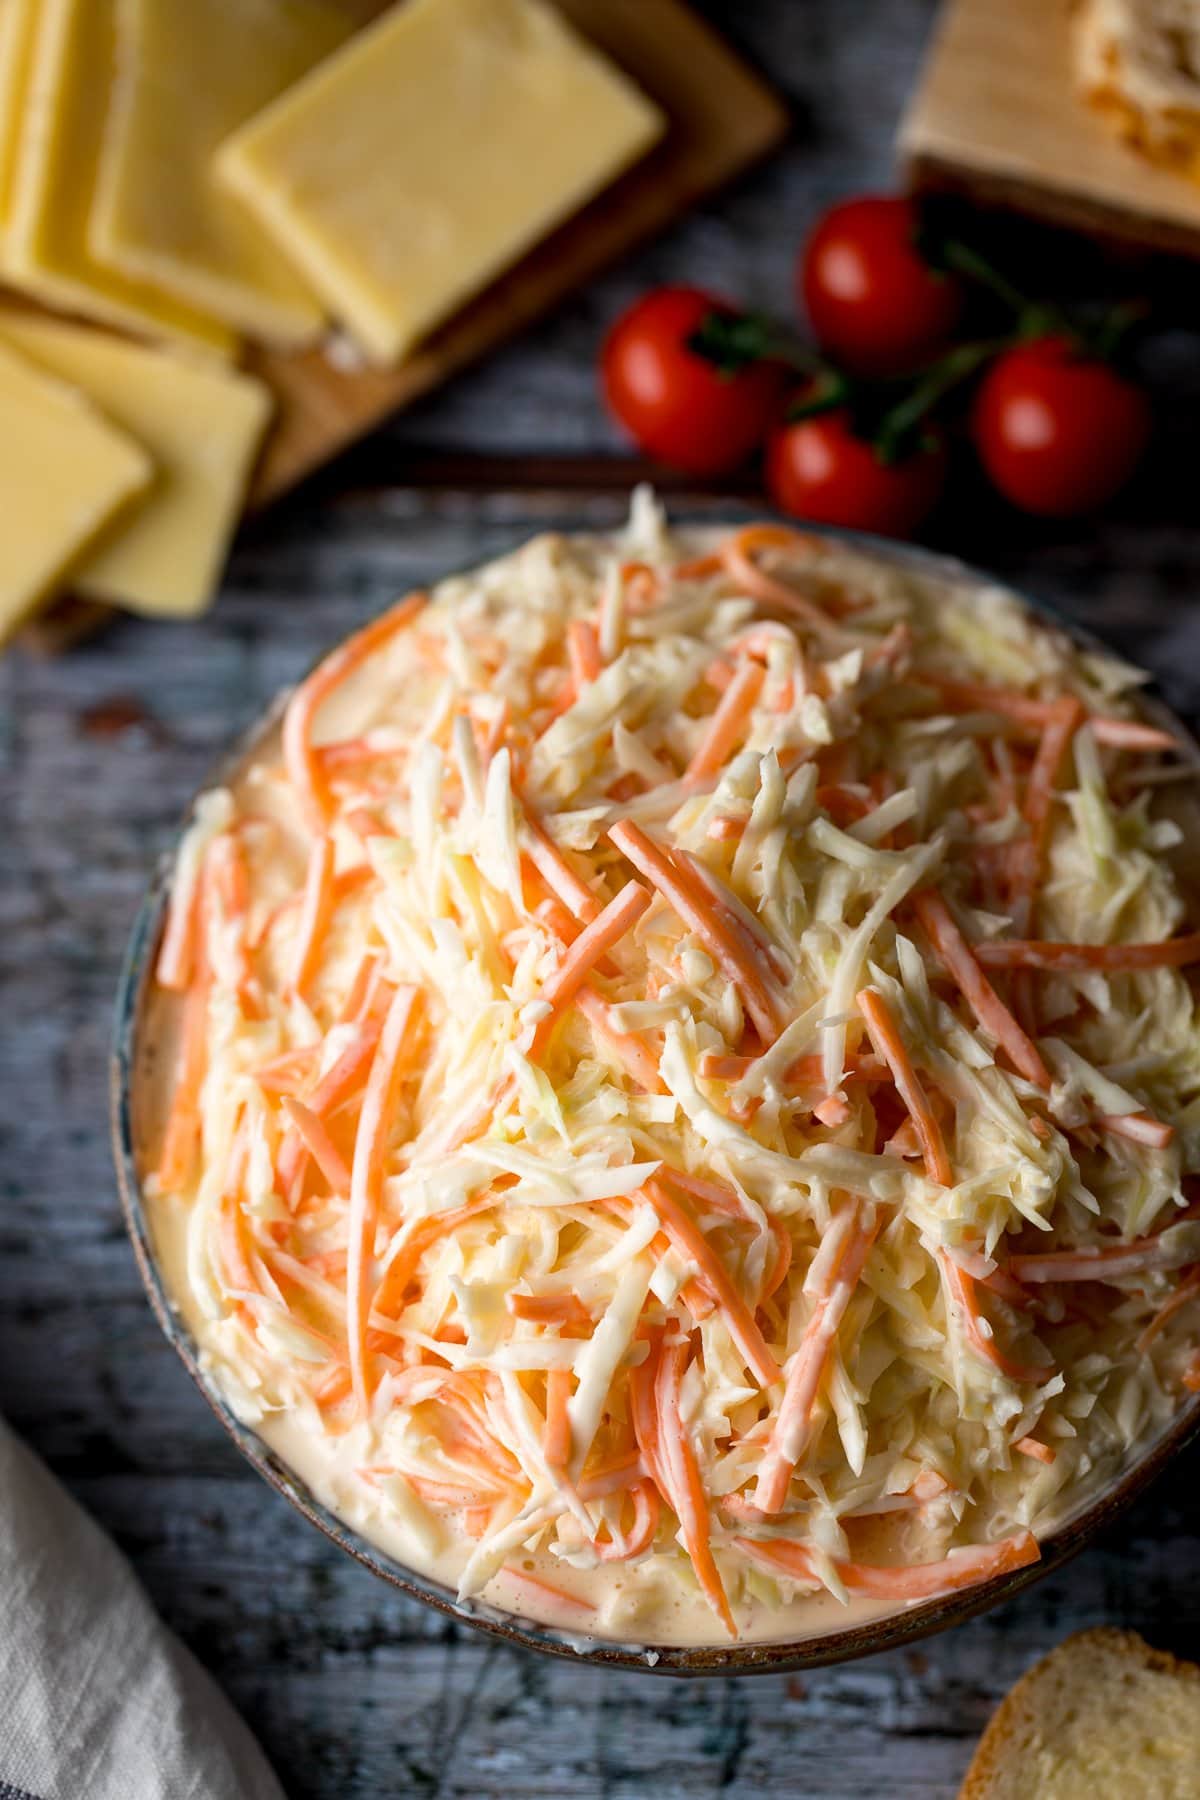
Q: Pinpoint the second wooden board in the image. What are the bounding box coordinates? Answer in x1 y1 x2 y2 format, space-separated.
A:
899 0 1200 257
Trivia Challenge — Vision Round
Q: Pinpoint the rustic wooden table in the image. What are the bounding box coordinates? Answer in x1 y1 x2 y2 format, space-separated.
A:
3 3 1200 1796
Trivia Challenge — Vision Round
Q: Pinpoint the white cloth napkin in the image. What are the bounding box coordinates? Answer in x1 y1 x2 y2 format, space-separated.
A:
0 1419 284 1800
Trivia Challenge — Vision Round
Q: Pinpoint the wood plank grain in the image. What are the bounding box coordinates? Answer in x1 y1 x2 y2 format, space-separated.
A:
900 0 1200 256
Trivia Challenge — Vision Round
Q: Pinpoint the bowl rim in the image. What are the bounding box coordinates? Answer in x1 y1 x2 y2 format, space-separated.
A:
110 516 1200 1676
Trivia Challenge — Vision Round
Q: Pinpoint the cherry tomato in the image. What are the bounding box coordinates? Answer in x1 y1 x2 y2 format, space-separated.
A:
801 196 963 376
766 408 947 539
601 286 786 475
971 336 1151 517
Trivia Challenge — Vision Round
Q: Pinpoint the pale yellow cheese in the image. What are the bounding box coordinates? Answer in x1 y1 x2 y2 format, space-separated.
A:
91 0 355 347
0 311 274 616
6 0 234 355
217 0 665 365
0 0 39 242
0 336 152 640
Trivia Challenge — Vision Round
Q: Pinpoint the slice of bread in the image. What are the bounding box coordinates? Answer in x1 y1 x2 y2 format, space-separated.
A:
960 1628 1200 1799
1074 0 1200 175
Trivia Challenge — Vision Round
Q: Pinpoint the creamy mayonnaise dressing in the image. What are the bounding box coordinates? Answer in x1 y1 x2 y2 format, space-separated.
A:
134 510 1200 1649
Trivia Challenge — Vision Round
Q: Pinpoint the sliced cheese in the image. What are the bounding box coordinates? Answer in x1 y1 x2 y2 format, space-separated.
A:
91 0 355 347
0 335 152 640
6 0 234 355
0 0 38 242
217 0 665 365
0 311 273 616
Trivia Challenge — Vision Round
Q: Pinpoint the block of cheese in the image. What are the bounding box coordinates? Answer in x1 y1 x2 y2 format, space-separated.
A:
217 0 665 364
0 336 152 640
0 0 38 241
91 0 355 347
0 312 274 616
5 0 234 355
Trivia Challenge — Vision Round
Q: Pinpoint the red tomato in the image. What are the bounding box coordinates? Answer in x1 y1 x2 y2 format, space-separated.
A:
766 409 947 539
971 336 1151 517
801 196 963 376
601 286 785 475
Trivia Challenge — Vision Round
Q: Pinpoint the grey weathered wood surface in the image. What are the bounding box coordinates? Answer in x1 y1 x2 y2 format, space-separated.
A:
3 3 1200 1797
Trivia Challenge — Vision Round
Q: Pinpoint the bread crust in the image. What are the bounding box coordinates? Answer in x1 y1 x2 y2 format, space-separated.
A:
959 1627 1200 1798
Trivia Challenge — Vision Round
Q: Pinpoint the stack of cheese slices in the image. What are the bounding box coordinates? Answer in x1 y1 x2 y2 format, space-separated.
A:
0 0 663 641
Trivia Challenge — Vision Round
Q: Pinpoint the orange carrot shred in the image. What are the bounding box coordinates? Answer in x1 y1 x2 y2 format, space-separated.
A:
346 986 419 1414
608 819 784 1041
290 833 336 1001
655 1333 735 1636
567 618 602 688
281 1097 352 1193
736 1529 1040 1599
857 987 952 1186
283 591 426 833
754 1205 877 1514
526 882 652 1061
913 889 1051 1090
939 1250 1053 1385
685 659 765 778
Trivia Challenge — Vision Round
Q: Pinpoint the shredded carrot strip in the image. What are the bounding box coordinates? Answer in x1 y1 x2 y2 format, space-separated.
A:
857 988 952 1186
754 1205 877 1513
608 820 785 1040
1097 1111 1175 1149
567 618 602 688
594 1480 660 1562
527 882 651 1061
975 932 1200 972
283 591 426 833
521 804 601 922
1014 1436 1055 1464
735 1529 1040 1599
655 1333 735 1636
913 889 1051 1089
923 679 1177 752
503 1569 595 1615
641 1180 779 1388
1137 1267 1200 1351
939 1250 1053 1384
346 986 419 1413
543 1367 573 1468
1182 1352 1200 1393
575 985 665 1092
509 1293 592 1329
253 1046 319 1096
281 1097 351 1193
1010 1223 1198 1285
721 524 835 636
290 833 336 1001
1089 717 1179 752
685 659 765 778
1012 696 1084 931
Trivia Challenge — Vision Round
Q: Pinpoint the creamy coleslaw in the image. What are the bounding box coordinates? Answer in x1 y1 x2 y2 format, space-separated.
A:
141 494 1200 1647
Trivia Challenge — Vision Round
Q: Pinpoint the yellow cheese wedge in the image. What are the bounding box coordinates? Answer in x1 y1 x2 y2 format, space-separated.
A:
0 336 152 641
0 312 273 617
91 0 355 347
5 0 234 355
0 0 39 242
217 0 665 365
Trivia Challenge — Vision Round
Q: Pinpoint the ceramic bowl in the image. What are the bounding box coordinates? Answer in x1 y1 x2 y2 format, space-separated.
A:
111 524 1200 1674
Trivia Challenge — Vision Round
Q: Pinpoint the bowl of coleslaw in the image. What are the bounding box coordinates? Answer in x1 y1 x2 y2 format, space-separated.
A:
113 493 1200 1672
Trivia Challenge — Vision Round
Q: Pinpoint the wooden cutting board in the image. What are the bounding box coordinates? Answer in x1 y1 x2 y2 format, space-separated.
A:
245 0 789 509
899 0 1200 257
